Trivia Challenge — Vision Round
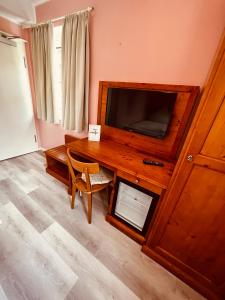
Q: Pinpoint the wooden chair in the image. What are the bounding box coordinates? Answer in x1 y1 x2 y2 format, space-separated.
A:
67 148 113 224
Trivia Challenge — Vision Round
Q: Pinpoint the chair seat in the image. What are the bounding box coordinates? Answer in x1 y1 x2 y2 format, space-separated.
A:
81 167 113 185
75 178 109 193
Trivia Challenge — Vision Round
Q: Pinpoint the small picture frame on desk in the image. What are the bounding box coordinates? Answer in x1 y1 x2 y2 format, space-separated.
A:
112 178 159 235
88 124 101 141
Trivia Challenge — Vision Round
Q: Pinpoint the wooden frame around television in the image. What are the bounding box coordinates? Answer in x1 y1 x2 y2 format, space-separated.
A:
98 81 199 160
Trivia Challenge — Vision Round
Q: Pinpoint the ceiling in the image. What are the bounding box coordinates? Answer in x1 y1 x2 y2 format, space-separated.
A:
0 0 49 24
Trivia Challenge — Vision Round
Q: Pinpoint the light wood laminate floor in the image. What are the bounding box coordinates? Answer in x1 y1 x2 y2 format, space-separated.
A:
0 151 205 300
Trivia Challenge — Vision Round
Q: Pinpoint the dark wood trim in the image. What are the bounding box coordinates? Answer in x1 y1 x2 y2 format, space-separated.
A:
99 81 199 92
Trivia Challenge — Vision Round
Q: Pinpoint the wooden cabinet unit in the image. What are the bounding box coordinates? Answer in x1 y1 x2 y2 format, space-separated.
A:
45 145 69 185
93 81 199 243
64 79 199 245
68 137 174 244
142 33 225 299
44 135 81 186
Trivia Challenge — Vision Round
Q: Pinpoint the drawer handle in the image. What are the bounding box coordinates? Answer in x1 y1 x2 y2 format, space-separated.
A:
135 179 139 184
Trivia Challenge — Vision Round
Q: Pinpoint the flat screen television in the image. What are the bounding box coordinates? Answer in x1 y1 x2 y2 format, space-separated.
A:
105 88 177 139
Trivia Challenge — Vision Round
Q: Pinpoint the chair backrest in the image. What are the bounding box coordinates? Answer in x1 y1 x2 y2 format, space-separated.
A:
67 148 99 190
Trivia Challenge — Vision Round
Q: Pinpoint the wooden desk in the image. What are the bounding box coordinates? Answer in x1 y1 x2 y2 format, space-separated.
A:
68 137 175 243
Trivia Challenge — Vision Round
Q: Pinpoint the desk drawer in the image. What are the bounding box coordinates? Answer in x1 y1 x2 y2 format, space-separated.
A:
117 170 162 195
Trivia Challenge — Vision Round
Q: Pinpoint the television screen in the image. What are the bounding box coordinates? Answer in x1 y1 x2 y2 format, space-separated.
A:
105 88 177 139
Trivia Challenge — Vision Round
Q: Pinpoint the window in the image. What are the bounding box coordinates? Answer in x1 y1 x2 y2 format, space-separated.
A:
53 25 62 123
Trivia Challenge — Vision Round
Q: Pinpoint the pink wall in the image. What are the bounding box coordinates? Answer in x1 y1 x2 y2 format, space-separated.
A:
0 16 21 36
34 0 225 149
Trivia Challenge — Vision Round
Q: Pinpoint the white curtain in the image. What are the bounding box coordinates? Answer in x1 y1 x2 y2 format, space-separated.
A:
31 22 55 123
61 11 89 131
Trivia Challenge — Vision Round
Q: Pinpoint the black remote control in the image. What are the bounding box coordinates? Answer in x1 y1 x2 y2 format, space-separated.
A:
143 159 164 167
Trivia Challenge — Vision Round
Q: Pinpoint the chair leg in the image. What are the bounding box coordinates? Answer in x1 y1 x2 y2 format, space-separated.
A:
71 184 77 209
87 193 92 224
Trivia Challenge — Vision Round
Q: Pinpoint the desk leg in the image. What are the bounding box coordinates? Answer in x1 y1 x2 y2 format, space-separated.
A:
108 172 117 214
68 168 72 195
108 186 114 214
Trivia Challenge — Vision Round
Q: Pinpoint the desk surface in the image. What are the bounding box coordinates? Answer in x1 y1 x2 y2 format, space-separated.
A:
68 138 174 192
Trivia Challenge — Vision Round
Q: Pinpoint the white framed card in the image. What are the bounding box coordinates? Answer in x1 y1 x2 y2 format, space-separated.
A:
88 124 101 141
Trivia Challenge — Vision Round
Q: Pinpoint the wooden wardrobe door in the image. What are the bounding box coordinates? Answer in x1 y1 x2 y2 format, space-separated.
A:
201 99 225 161
159 166 225 284
143 33 225 299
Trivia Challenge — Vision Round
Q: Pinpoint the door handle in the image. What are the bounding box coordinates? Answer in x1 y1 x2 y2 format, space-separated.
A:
186 154 193 162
